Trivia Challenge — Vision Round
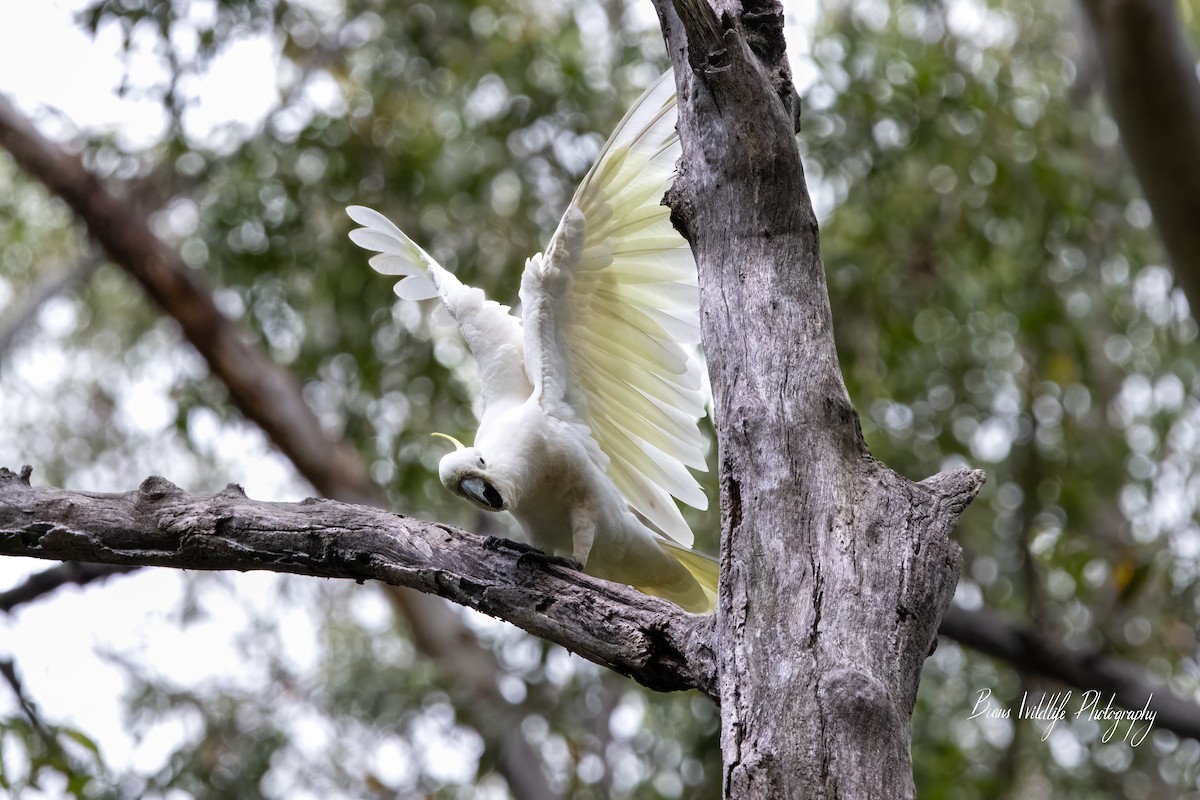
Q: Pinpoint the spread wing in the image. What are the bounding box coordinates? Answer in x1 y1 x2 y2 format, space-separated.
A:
520 72 707 546
347 205 531 419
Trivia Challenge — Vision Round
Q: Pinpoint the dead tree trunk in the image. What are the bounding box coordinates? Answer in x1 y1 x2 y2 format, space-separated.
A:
653 2 984 796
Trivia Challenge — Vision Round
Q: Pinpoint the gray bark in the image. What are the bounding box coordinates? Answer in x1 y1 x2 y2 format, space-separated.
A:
652 1 984 796
0 467 716 698
7 474 1200 745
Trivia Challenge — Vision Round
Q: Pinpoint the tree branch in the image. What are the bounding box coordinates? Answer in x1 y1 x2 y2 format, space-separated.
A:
1 657 53 742
0 93 372 505
0 467 717 699
1078 0 1200 312
7 496 1198 743
0 561 136 613
0 253 102 360
8 541 1197 745
0 93 560 800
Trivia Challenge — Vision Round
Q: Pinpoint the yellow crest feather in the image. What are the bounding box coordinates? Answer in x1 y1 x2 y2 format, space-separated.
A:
430 432 467 450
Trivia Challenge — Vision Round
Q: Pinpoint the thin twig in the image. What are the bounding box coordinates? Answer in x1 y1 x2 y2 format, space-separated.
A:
1 657 55 746
0 562 137 613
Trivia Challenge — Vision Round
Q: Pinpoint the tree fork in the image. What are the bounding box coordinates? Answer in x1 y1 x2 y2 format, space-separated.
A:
653 1 984 796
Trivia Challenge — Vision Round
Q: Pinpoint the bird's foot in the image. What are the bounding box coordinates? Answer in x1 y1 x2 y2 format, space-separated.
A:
483 535 538 555
481 535 582 571
516 549 583 572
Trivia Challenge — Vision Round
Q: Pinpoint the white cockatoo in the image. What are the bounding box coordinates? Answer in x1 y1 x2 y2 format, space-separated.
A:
347 72 716 612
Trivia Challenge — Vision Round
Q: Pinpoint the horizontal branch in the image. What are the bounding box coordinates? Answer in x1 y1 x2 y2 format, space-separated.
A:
0 467 717 699
0 92 560 800
5 467 1199 741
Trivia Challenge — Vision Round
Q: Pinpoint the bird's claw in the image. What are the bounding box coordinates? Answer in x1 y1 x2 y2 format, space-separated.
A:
516 550 583 572
483 535 538 555
481 535 582 571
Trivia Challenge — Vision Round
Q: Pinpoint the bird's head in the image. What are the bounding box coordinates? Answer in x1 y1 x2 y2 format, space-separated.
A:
432 432 507 512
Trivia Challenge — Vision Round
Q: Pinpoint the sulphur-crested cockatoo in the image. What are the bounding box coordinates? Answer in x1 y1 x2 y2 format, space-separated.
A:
347 72 716 612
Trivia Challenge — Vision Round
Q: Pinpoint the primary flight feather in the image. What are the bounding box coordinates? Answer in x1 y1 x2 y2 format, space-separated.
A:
348 72 716 612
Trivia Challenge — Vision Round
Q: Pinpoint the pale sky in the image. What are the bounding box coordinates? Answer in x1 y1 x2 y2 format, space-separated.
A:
0 0 280 148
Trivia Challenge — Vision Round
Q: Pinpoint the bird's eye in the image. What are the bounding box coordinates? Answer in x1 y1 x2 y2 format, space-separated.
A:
478 457 486 468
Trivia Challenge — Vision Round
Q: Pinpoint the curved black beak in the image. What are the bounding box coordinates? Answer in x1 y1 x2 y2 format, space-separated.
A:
461 477 505 510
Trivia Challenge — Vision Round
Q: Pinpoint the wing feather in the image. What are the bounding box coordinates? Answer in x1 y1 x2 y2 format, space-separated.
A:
575 348 704 416
347 205 531 417
519 72 708 546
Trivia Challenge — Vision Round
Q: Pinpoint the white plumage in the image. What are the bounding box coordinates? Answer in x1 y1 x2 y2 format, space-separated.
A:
348 72 716 612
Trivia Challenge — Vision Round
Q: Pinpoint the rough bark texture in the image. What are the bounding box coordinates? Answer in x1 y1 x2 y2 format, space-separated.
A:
7 488 1200 744
1079 0 1200 313
652 2 984 796
0 467 717 698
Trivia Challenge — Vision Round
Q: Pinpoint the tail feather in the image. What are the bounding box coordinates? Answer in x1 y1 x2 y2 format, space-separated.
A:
656 537 718 612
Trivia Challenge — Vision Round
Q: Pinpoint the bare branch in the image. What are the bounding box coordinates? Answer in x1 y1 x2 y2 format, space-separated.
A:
1 658 53 743
0 93 373 506
0 562 136 612
0 467 717 699
7 527 1194 745
1079 0 1200 312
0 93 562 800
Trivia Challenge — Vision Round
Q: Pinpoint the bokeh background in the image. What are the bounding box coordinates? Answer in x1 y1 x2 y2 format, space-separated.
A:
2 0 1200 797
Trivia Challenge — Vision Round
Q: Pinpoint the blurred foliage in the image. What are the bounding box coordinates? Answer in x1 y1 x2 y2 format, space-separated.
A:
0 711 114 799
3 0 1200 797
